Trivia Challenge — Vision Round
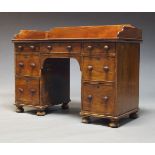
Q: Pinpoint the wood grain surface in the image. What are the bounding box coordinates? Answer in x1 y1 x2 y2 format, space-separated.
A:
13 24 142 127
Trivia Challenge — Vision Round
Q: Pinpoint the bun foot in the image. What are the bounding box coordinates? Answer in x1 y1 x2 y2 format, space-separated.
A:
129 112 138 119
82 117 91 124
36 110 46 116
61 102 69 110
16 106 24 113
108 119 119 128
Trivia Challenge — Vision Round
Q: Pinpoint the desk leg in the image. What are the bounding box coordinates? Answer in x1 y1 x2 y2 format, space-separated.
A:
61 101 70 109
129 112 138 119
108 119 119 128
16 105 24 113
36 109 46 116
82 116 91 124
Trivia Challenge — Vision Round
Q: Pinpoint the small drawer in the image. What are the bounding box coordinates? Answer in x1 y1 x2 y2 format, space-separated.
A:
82 83 115 115
83 43 115 55
15 43 40 53
82 56 115 82
40 42 81 53
16 54 40 77
15 77 40 106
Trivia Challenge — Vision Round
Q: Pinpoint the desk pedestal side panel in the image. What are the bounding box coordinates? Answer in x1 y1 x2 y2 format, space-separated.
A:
115 42 140 116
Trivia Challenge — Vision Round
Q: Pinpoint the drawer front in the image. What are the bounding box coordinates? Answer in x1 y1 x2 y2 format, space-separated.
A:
83 56 115 82
15 78 40 106
82 83 115 115
16 54 40 77
83 43 115 55
15 43 40 53
40 42 81 53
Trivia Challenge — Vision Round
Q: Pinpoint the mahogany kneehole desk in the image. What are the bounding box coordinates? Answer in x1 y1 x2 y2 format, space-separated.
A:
12 24 142 128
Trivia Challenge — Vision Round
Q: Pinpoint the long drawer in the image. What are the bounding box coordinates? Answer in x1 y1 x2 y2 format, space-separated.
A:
40 42 82 53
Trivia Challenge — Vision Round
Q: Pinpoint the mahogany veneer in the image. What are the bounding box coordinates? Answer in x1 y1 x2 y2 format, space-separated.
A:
12 24 142 127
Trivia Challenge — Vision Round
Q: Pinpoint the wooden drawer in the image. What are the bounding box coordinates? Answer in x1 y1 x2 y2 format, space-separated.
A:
15 77 40 106
40 42 81 53
83 43 115 55
82 83 115 115
16 54 40 77
15 43 40 53
82 56 115 82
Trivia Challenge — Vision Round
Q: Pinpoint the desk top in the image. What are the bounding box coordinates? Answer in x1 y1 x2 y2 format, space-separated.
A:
13 24 142 41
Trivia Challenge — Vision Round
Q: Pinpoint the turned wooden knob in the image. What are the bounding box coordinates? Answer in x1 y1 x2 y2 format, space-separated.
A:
18 62 24 67
18 88 24 93
87 45 93 50
30 63 36 68
66 45 72 51
30 45 35 50
103 66 109 72
104 45 109 51
87 65 93 71
103 96 109 102
47 45 52 50
87 95 93 101
30 88 36 94
18 45 23 50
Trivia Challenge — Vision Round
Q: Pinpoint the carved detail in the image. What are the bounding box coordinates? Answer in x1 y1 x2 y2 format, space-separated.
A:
80 109 139 119
117 25 142 40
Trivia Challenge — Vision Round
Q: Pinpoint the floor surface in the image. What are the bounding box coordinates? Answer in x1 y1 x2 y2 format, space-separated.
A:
0 93 155 143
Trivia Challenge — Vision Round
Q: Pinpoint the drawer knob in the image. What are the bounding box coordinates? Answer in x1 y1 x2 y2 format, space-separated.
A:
18 45 23 50
103 96 109 102
87 95 93 101
30 45 35 50
30 63 36 68
104 45 109 51
18 62 24 67
30 88 36 94
87 65 93 71
87 45 93 50
66 45 72 51
18 88 24 93
47 45 52 50
103 66 109 72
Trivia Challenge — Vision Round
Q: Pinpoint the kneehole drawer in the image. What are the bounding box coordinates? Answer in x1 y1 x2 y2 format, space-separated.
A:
40 42 81 53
